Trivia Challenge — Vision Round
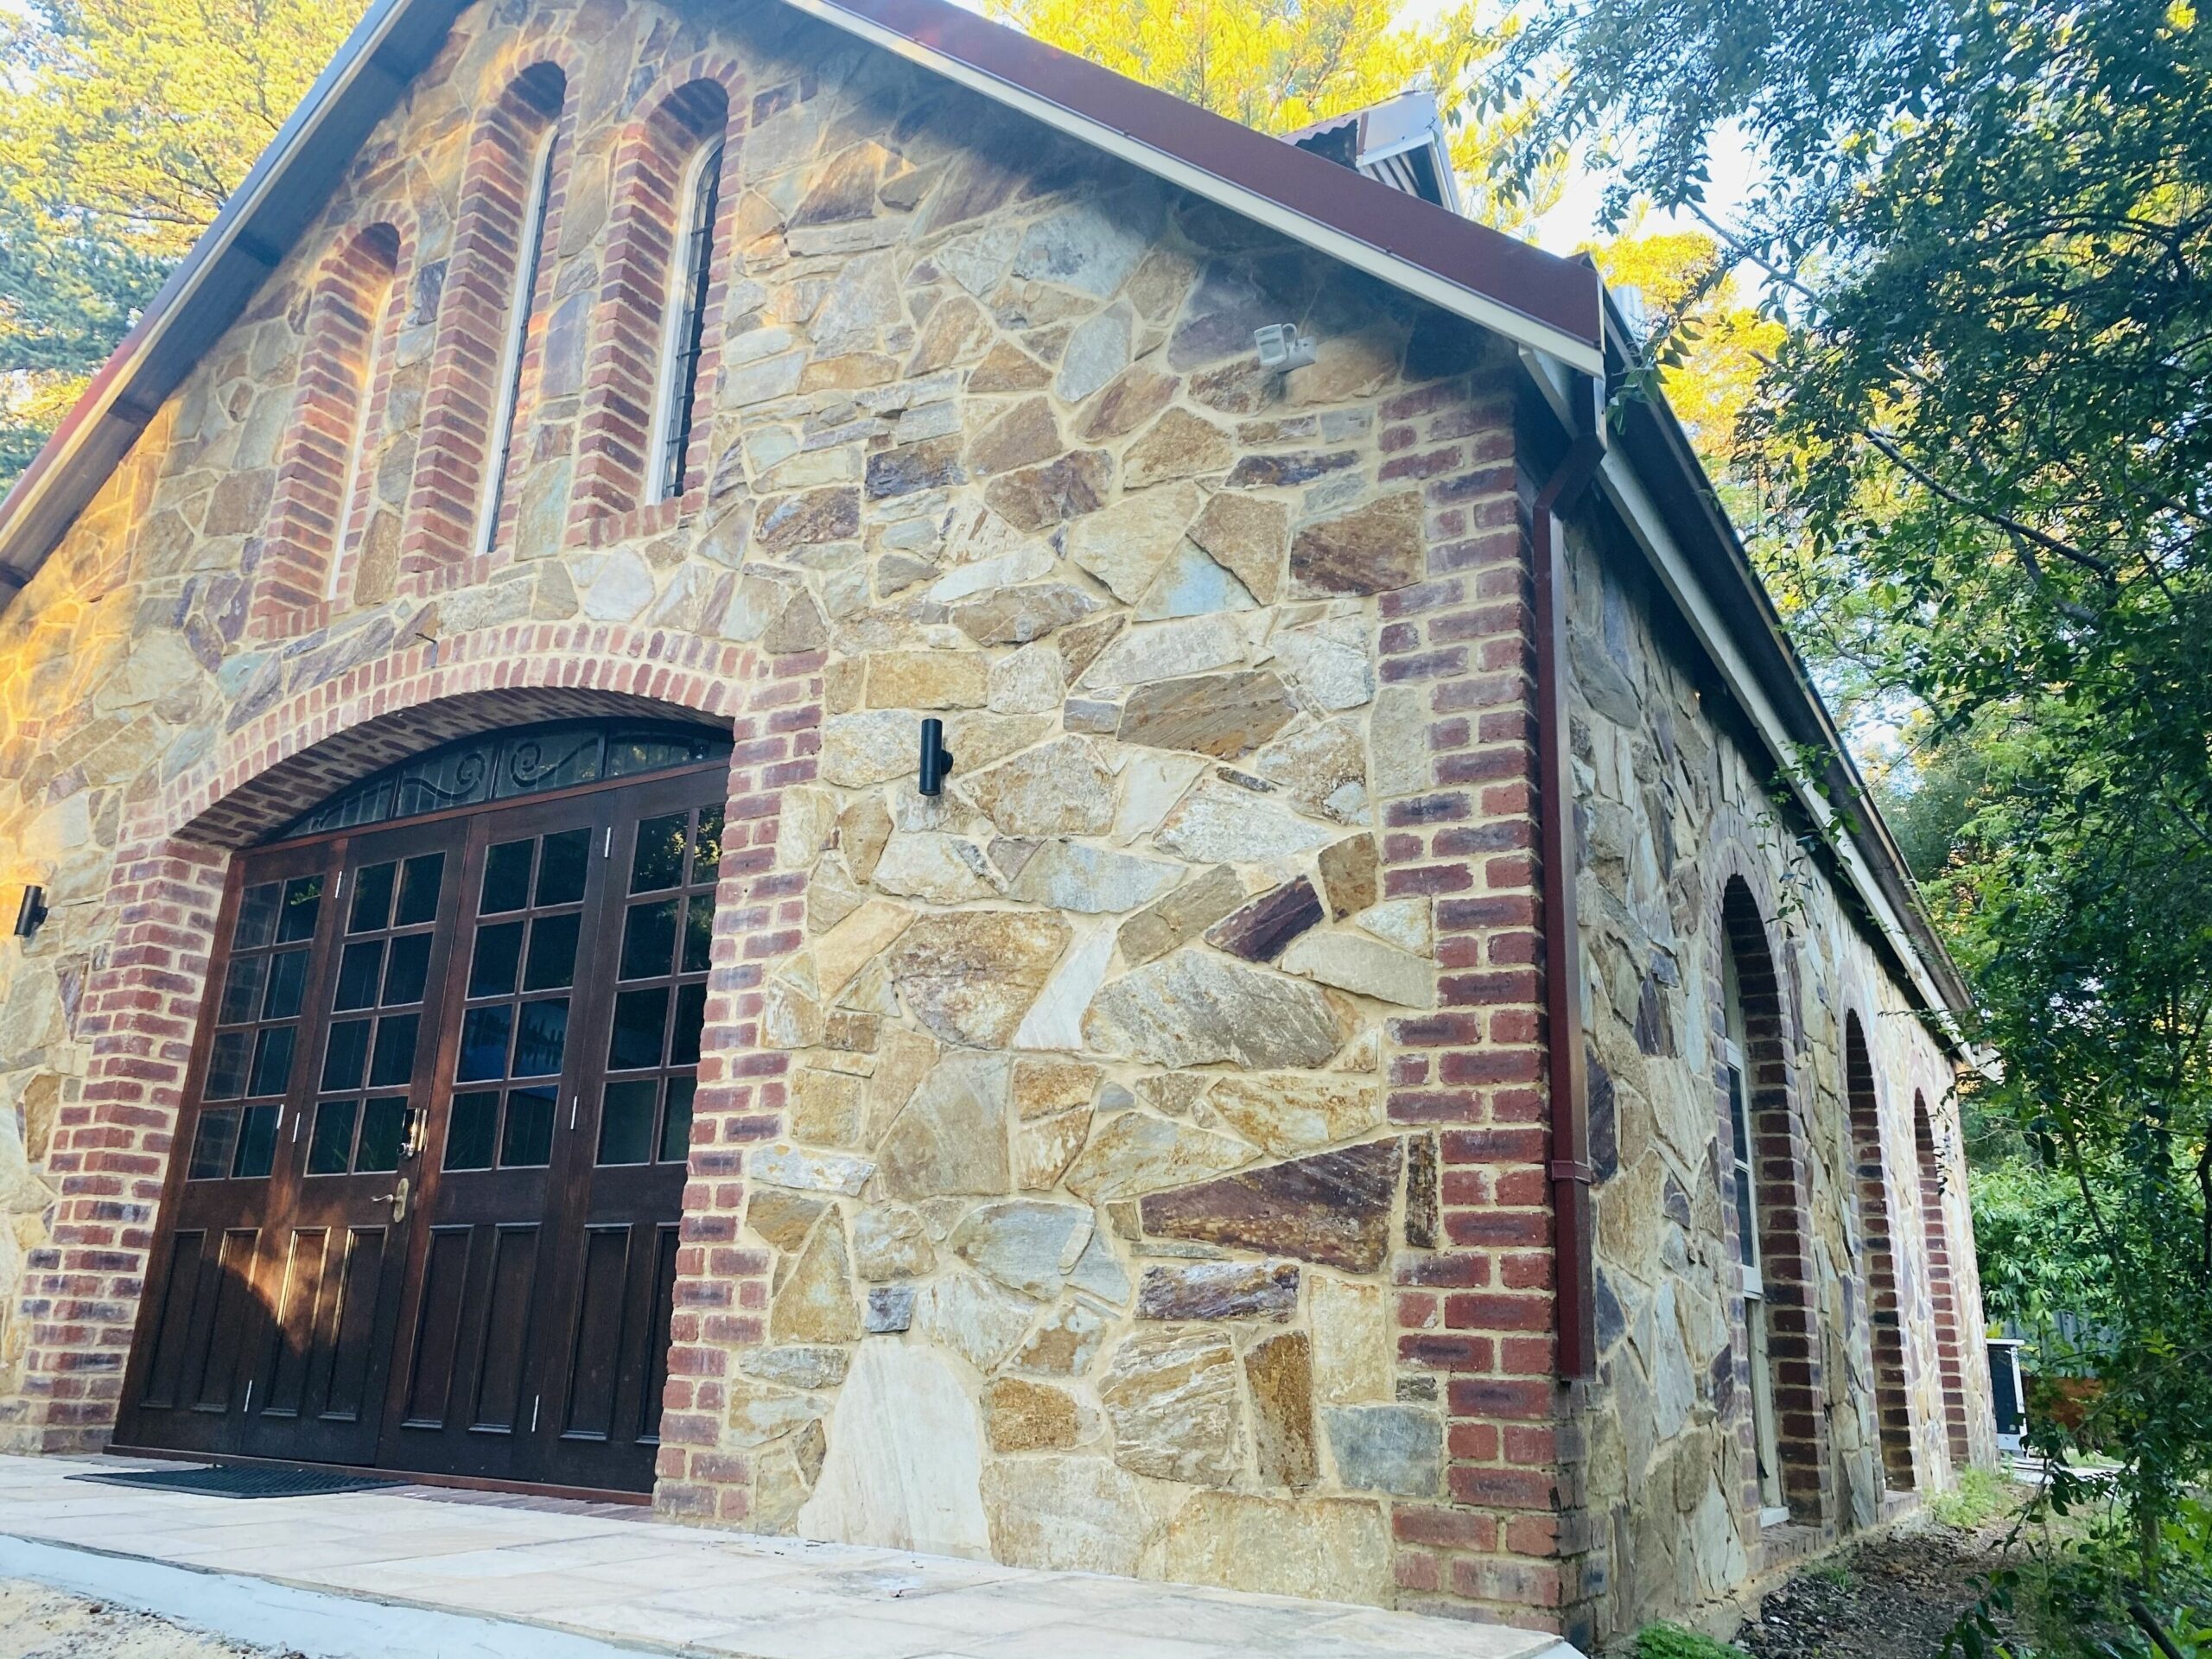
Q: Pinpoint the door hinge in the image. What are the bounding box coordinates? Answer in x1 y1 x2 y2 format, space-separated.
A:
530 1394 541 1433
243 1379 253 1415
333 869 344 900
569 1093 578 1130
602 827 612 858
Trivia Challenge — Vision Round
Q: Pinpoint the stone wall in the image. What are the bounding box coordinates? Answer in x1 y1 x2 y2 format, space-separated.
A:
1560 514 1997 1637
0 0 1581 1624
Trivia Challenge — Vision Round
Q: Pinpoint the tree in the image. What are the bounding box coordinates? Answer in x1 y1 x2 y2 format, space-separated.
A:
0 0 362 489
1489 0 2212 1624
985 0 1560 231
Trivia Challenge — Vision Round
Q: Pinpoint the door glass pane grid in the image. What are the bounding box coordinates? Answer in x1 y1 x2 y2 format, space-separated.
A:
447 828 591 1171
188 875 323 1181
305 854 445 1178
598 805 719 1166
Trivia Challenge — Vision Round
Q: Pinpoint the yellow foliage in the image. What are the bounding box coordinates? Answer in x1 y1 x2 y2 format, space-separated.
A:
1585 222 1785 470
0 0 364 256
983 0 1559 232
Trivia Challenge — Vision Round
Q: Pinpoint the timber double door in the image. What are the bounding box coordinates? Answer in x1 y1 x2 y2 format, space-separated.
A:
117 727 724 1494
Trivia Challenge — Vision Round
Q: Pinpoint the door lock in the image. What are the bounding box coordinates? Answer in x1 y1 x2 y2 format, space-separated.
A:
372 1174 411 1223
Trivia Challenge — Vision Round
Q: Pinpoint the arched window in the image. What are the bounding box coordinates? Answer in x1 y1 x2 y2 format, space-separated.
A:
1846 1016 1916 1491
566 79 730 534
252 223 402 633
401 64 567 582
650 135 726 500
1719 876 1829 1526
1915 1094 1974 1466
478 110 563 552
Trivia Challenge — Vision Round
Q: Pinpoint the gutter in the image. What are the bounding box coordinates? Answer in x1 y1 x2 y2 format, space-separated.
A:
1532 367 1608 1382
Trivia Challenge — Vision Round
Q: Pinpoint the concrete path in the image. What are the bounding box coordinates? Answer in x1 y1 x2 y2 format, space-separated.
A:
0 1456 1578 1659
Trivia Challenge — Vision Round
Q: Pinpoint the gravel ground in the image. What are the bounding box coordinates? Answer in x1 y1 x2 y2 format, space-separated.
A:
0 1580 295 1659
1736 1513 2021 1659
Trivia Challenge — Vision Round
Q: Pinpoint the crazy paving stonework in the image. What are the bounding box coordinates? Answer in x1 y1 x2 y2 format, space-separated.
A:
0 0 1989 1643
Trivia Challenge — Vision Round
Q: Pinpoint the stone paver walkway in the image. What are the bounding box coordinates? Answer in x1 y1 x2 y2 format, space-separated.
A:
0 1456 1578 1659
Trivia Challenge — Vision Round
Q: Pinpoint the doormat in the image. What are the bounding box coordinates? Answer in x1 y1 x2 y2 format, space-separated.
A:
70 1465 400 1500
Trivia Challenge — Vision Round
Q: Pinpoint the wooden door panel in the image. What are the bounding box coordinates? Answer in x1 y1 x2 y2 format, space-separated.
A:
315 1225 391 1423
137 1230 208 1414
560 1225 632 1441
470 1224 541 1433
261 1226 331 1418
401 1226 474 1427
189 1228 261 1413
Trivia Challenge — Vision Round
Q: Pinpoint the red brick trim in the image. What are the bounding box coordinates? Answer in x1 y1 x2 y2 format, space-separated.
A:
397 55 577 594
1913 1093 1974 1470
1371 381 1577 1631
2 623 820 1463
247 216 414 639
1716 873 1836 1530
1845 1013 1917 1491
563 62 746 544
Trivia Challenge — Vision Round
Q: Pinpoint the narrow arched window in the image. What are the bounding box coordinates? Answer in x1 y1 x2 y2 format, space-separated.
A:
650 137 725 501
477 123 561 553
1721 934 1789 1521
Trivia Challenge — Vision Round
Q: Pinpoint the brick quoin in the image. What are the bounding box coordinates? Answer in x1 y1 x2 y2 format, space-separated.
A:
1380 378 1582 1635
1845 1014 1917 1491
0 625 818 1474
1915 1095 1974 1470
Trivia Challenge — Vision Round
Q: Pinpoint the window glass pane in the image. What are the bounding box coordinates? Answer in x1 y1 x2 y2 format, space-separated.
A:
480 840 533 914
523 913 580 991
499 730 603 798
248 1027 296 1098
262 949 310 1021
322 1020 371 1092
457 1005 513 1082
232 1105 279 1179
355 1097 406 1173
219 957 267 1025
691 805 722 887
670 982 706 1067
658 1076 695 1164
598 1079 658 1165
631 814 686 893
443 1091 499 1171
189 1109 241 1179
334 941 383 1012
620 900 678 981
608 987 669 1071
512 999 569 1077
277 876 323 943
395 853 444 927
683 894 714 974
469 921 524 999
206 1030 251 1100
383 932 432 1006
308 1100 358 1175
234 883 282 950
369 1014 419 1088
500 1087 556 1166
536 829 590 907
347 862 396 933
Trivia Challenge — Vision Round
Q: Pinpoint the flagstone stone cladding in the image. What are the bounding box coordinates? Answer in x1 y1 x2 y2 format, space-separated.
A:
0 0 1987 1642
1559 517 1996 1635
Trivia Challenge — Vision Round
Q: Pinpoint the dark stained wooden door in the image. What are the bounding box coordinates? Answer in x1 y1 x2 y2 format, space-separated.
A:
118 752 721 1494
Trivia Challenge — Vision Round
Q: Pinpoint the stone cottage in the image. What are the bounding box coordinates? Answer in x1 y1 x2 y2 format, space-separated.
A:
0 0 1995 1643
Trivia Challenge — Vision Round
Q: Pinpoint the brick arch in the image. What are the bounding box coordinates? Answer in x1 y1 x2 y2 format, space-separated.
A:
1913 1093 1974 1469
4 625 812 1456
1716 873 1834 1528
248 213 416 639
396 53 582 595
1844 1011 1916 1491
565 60 747 548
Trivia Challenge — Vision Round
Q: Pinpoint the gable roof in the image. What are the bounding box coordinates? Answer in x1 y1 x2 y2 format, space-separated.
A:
0 0 1971 1033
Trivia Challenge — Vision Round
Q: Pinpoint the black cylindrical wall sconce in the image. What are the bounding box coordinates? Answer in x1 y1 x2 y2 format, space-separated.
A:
918 718 955 797
14 886 47 940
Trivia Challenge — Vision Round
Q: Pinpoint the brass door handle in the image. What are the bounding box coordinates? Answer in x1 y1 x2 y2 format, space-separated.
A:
371 1175 411 1222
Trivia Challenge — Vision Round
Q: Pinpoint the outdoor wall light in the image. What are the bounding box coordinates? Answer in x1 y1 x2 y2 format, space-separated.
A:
1254 322 1316 371
14 886 47 940
918 718 956 797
